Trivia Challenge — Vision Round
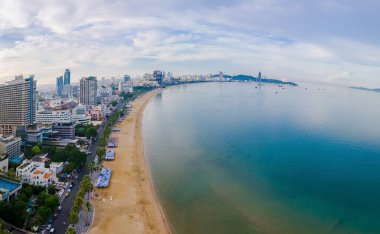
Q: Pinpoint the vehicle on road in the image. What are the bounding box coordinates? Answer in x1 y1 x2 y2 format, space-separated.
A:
47 224 51 230
68 189 71 193
58 206 62 211
65 192 69 197
50 228 55 233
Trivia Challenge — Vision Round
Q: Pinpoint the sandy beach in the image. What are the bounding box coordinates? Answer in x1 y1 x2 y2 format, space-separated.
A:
89 90 170 234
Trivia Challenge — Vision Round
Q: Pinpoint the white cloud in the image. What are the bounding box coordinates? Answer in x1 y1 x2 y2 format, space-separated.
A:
0 0 379 87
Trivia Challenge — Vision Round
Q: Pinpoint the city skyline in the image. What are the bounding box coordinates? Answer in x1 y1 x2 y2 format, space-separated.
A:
1 1 380 87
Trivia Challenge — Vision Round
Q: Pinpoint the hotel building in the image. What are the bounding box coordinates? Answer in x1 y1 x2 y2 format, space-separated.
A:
80 76 98 106
0 75 37 135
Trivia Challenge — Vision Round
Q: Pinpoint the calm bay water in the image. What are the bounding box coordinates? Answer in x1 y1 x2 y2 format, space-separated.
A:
143 82 380 234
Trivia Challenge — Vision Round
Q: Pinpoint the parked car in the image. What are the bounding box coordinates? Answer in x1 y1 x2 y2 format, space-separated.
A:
50 228 55 233
58 206 62 211
65 192 69 197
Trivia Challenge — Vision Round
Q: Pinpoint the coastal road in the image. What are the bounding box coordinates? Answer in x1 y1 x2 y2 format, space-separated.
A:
52 102 125 234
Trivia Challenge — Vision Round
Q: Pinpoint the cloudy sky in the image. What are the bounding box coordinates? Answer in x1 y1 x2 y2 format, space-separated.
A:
0 0 379 87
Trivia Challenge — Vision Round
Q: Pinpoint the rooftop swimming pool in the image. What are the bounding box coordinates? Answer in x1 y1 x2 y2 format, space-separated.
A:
9 156 23 164
0 178 20 192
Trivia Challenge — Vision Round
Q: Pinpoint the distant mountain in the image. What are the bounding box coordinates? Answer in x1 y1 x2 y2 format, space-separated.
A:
212 74 298 86
350 87 380 93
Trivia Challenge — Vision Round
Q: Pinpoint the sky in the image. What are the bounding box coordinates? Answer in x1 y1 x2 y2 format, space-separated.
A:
0 0 380 87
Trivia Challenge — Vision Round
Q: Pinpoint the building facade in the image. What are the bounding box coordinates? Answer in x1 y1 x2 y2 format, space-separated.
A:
0 135 22 157
0 75 37 135
62 85 73 98
80 77 98 106
56 76 63 97
52 121 75 139
64 69 71 85
36 109 72 124
153 70 163 86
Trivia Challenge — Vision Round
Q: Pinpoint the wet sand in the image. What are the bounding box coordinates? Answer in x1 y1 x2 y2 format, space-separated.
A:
89 90 170 234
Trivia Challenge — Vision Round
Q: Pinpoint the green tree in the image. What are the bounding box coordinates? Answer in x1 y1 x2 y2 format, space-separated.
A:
85 127 97 139
45 195 59 210
23 186 33 198
31 145 41 155
68 210 79 225
65 226 76 234
85 201 91 223
36 206 50 221
48 185 57 195
88 161 96 174
111 100 118 107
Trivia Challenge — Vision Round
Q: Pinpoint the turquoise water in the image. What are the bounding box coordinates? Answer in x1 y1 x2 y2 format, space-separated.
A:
143 82 380 234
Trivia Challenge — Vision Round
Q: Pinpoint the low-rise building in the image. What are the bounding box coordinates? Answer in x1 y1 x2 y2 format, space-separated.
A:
26 126 54 144
36 109 72 124
0 135 21 157
16 157 60 186
50 162 64 175
89 106 104 121
52 121 75 139
0 157 9 172
30 153 49 167
0 178 22 201
30 168 54 186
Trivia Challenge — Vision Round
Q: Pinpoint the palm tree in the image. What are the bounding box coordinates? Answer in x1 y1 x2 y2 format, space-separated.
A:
88 162 96 175
85 201 91 225
65 226 76 234
73 197 84 213
68 210 79 226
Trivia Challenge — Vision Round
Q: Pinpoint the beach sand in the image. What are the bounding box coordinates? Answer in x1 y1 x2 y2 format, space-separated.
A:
89 90 170 234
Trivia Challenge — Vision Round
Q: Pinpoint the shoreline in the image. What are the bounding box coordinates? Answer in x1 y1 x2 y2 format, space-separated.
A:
89 89 170 234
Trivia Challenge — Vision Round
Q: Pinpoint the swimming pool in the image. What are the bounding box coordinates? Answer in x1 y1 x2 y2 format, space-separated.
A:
0 178 20 192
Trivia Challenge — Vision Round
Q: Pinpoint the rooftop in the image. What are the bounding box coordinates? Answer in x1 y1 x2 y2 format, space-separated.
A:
18 162 31 170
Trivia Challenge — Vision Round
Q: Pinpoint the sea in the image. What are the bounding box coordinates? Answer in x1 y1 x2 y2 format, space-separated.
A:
142 82 380 234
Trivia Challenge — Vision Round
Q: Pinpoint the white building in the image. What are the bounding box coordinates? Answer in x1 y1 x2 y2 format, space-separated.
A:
0 75 37 135
118 82 133 93
16 155 61 186
36 109 72 124
49 162 64 175
0 135 21 157
0 158 9 172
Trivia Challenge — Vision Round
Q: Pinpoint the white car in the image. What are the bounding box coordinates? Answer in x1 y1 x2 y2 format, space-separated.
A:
46 224 51 230
50 228 55 233
58 206 62 211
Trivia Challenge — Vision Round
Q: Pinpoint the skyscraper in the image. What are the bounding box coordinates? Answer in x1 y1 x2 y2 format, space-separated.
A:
64 69 71 85
80 77 98 106
123 75 131 82
0 75 37 135
153 70 163 86
56 76 63 96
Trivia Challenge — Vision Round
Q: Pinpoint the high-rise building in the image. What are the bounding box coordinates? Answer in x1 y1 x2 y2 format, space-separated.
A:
56 76 63 96
61 85 73 98
123 75 131 82
64 69 71 85
153 70 163 86
219 71 224 79
0 75 37 135
72 85 79 98
80 77 98 106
